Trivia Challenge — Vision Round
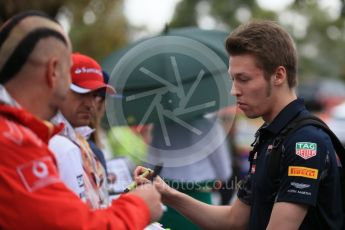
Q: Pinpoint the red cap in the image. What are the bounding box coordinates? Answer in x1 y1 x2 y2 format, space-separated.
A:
70 53 115 94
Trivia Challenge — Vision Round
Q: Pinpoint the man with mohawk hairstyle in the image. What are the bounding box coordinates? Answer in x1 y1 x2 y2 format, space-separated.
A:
0 10 162 229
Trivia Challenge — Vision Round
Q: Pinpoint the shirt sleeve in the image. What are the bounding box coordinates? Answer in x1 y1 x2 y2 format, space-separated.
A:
276 126 332 206
237 174 252 206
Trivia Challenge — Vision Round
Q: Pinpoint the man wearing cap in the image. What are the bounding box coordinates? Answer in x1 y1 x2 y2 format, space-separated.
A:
49 52 115 209
0 11 162 229
88 70 112 175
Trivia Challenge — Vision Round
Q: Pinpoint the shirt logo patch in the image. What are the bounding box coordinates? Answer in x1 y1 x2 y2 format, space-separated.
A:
295 142 317 159
288 166 318 179
17 157 60 192
77 174 84 188
290 182 310 189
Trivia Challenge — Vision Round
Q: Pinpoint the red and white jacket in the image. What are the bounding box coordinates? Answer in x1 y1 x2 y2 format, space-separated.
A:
0 87 150 229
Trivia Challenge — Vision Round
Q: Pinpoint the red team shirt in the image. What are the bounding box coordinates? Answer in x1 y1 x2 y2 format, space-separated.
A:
0 104 150 229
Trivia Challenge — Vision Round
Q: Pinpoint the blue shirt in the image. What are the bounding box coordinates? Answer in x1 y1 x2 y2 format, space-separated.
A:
238 99 343 229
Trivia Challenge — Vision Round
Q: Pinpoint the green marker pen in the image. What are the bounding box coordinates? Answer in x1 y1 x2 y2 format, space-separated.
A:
123 168 152 193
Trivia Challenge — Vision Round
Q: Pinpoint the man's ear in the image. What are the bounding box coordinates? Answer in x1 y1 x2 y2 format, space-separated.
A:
273 66 286 86
45 58 58 88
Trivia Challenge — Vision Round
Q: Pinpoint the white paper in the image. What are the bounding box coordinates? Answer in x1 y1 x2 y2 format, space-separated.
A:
106 158 133 194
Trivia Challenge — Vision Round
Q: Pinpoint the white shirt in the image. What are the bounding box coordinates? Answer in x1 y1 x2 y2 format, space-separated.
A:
49 135 86 200
49 112 86 200
49 112 109 209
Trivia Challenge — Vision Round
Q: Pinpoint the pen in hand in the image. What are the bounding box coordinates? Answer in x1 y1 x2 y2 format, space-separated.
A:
123 168 153 193
123 163 163 193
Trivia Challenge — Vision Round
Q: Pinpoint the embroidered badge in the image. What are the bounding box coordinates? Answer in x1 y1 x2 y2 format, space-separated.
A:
17 157 60 192
290 182 310 189
288 166 318 179
295 142 317 159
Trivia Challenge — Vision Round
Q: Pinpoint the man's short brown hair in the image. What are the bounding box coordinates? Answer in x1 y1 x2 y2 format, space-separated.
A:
225 20 297 88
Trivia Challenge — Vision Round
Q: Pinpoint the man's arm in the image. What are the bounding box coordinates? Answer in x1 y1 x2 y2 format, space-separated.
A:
0 146 162 229
163 188 250 230
267 202 308 230
135 166 251 229
155 177 250 230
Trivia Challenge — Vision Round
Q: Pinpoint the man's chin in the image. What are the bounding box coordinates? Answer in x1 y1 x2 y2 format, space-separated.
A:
73 117 91 127
77 121 91 127
244 112 260 119
47 110 58 120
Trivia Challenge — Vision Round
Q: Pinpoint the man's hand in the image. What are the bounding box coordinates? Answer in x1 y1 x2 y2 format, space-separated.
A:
130 183 163 222
134 166 175 203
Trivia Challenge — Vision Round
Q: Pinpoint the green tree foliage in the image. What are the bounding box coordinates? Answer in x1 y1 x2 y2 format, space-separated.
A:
170 0 275 30
169 0 345 81
0 0 67 21
170 0 199 27
287 0 345 81
66 0 128 61
0 0 128 62
209 0 275 29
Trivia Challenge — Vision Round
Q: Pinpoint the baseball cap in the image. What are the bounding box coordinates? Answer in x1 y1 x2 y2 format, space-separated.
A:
99 70 110 98
70 53 115 95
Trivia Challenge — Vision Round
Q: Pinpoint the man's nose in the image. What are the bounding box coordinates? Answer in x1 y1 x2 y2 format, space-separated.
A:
84 94 97 109
230 82 240 96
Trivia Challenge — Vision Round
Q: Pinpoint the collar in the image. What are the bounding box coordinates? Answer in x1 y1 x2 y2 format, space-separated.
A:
51 111 78 142
0 104 63 143
0 84 20 107
50 111 94 142
263 98 307 135
74 126 94 140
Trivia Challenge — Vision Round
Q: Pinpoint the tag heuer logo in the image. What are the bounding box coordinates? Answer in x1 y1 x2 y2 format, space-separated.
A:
295 142 317 159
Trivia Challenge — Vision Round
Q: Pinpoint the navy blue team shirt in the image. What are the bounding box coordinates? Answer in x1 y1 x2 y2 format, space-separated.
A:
237 98 343 229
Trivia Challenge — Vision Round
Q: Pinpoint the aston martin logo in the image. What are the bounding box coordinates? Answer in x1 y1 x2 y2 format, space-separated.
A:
290 182 310 189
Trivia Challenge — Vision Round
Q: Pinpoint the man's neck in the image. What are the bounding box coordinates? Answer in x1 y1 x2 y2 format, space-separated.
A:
5 82 52 120
264 90 297 123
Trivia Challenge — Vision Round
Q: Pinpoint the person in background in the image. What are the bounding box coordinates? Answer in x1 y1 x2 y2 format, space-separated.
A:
88 70 112 176
0 10 162 229
135 20 343 229
49 53 116 209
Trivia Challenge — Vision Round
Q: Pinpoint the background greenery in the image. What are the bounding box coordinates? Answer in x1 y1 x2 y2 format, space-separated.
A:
2 0 345 81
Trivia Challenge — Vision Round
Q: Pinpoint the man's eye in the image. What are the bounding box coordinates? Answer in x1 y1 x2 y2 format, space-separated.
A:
238 78 249 82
